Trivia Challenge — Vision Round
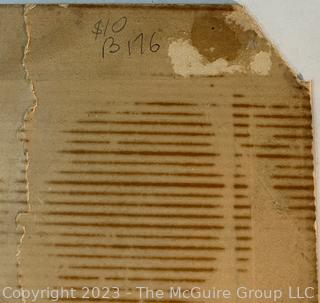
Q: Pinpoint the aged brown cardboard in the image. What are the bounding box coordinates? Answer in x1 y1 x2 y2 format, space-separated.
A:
0 4 317 303
0 5 34 292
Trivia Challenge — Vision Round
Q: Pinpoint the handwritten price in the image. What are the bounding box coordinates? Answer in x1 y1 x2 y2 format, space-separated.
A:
92 17 161 58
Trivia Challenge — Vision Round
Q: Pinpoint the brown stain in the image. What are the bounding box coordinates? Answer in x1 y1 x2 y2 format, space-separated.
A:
191 13 241 62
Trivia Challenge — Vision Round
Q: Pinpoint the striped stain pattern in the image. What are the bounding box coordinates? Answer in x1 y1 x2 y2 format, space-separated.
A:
39 101 226 293
233 90 314 231
17 82 316 302
232 106 252 273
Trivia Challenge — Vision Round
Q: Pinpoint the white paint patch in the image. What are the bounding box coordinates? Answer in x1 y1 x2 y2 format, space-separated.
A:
250 51 272 75
168 39 243 77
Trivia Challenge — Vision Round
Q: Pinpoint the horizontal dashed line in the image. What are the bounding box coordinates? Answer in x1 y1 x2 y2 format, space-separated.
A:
54 232 106 238
233 184 248 189
52 254 216 261
88 111 204 117
57 170 222 178
232 104 265 108
234 133 250 137
67 140 110 144
114 111 204 117
41 211 224 219
40 222 225 230
77 120 211 127
125 277 206 283
50 243 225 251
233 113 249 118
45 201 221 209
58 276 98 281
254 114 311 120
257 124 311 129
44 191 221 198
60 150 219 157
71 160 215 167
135 102 198 106
236 236 252 241
69 265 215 273
47 180 225 189
275 165 313 170
63 130 215 137
236 257 249 262
114 234 219 240
117 140 211 146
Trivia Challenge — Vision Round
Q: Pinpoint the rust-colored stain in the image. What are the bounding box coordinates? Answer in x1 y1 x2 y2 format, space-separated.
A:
191 13 242 61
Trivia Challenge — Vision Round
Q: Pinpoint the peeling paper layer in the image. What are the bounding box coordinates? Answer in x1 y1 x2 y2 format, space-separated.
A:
168 39 244 77
0 4 317 303
250 51 272 75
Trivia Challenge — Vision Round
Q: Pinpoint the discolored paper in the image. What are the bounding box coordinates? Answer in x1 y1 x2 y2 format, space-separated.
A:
0 4 317 303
